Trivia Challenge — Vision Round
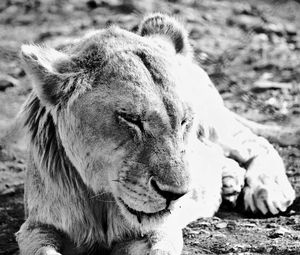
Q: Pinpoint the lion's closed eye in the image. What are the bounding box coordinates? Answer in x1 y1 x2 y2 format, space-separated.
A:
116 111 144 136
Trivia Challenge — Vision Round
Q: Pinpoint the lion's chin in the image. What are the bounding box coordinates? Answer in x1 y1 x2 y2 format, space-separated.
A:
117 197 171 226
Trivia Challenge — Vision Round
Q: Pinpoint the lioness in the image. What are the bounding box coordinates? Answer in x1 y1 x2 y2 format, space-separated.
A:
16 13 295 255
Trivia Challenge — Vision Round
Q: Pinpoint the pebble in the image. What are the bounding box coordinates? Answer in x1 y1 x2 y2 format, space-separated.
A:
241 222 257 228
229 244 249 252
197 221 211 227
0 170 24 196
188 229 199 235
285 23 297 36
86 0 99 9
213 232 226 239
199 229 210 235
266 223 278 229
252 80 293 91
263 23 285 36
3 5 19 17
215 222 228 229
268 226 290 238
227 14 296 39
226 221 237 231
227 15 262 31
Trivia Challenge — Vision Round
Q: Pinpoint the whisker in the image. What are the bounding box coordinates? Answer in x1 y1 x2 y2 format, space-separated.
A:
89 191 111 199
93 198 116 203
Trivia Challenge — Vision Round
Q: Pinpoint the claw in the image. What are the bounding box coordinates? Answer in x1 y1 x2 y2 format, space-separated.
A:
244 179 295 216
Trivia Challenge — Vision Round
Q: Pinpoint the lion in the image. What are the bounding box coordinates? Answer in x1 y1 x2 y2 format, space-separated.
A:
15 13 295 255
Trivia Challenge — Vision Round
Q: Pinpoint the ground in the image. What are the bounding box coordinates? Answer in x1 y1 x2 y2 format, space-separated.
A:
0 0 300 254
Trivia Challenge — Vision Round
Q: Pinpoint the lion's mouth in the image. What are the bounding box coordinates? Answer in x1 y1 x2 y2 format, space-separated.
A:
118 198 171 223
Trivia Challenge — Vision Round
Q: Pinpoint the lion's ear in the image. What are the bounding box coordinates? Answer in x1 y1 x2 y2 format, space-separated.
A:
138 13 192 56
21 45 73 106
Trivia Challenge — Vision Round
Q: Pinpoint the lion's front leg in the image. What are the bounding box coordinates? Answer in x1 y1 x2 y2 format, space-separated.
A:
213 109 295 215
111 228 183 255
196 138 246 206
16 220 63 255
221 157 246 205
240 136 295 215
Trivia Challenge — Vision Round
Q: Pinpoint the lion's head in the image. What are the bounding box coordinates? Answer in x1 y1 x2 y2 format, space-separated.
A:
21 14 221 231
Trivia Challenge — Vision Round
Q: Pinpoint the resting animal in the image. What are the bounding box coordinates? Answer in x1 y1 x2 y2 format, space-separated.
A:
15 13 295 255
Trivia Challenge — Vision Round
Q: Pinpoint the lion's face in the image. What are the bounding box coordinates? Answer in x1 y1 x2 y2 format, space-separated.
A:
60 31 199 226
21 15 221 228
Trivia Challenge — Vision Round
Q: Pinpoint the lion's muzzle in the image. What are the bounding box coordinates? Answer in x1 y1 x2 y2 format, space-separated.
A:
150 177 188 208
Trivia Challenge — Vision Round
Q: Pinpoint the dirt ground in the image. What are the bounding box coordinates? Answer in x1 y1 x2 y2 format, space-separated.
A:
0 0 300 254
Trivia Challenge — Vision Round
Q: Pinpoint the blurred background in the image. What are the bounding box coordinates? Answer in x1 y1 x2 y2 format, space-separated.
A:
0 0 299 254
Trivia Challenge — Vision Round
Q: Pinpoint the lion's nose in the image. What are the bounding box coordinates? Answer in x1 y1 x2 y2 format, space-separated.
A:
150 178 187 202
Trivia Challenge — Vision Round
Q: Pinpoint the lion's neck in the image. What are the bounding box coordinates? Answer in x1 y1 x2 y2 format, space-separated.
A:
23 93 134 249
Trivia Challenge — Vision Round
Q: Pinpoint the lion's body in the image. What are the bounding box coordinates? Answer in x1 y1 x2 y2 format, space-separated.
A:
16 14 295 255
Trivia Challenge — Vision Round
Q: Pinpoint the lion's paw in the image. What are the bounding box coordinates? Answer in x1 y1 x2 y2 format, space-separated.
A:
243 174 295 215
221 158 246 205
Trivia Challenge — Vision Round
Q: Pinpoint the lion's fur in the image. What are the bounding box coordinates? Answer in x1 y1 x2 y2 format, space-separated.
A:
16 13 295 255
22 94 134 248
17 15 224 253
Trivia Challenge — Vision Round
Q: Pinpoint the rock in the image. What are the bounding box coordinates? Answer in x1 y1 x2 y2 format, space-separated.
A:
227 14 295 38
196 221 211 228
215 222 228 229
0 74 19 91
252 80 293 92
287 35 298 45
233 3 252 15
285 23 297 36
202 13 213 21
226 221 237 231
115 0 140 14
213 232 226 239
0 2 7 12
16 14 35 25
0 170 24 195
227 15 262 31
241 222 257 228
268 227 291 238
229 244 250 252
260 23 285 36
1 6 19 23
86 0 99 9
188 229 199 235
266 223 278 229
233 3 260 17
198 229 210 235
0 147 16 162
190 28 203 40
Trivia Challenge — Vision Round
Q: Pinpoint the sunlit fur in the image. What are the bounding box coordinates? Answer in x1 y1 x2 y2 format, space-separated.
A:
16 13 295 255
